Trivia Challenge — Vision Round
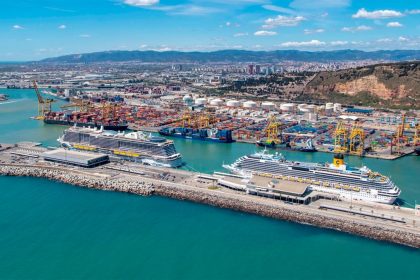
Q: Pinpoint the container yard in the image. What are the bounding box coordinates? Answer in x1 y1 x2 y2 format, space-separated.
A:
29 79 419 160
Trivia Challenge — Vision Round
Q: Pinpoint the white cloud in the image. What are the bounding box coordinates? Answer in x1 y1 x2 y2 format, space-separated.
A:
290 0 350 9
123 0 159 6
58 24 66 29
263 15 305 29
262 5 294 14
280 39 325 47
80 34 91 38
13 25 24 30
399 36 409 42
377 38 392 43
406 9 420 15
139 44 148 48
304 28 325 34
330 40 348 46
341 25 372 32
225 21 231 27
386 22 403 28
352 8 403 19
234 32 248 37
254 30 277 36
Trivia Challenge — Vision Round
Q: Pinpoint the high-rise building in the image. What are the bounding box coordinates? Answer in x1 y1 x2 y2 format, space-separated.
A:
248 64 254 75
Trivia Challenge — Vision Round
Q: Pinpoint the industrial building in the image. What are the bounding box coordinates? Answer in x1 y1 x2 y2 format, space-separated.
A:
42 149 109 168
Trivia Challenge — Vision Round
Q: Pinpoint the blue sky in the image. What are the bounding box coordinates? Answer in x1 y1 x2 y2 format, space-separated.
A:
1 0 419 60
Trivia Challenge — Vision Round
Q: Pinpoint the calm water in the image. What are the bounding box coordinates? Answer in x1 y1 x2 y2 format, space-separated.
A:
0 89 419 279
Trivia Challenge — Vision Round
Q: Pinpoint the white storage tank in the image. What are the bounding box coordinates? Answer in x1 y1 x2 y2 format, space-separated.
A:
226 100 241 107
297 103 307 112
334 103 342 112
183 94 193 104
306 104 317 113
325 102 334 110
261 101 276 110
243 101 257 109
195 97 207 105
280 103 295 112
210 98 224 106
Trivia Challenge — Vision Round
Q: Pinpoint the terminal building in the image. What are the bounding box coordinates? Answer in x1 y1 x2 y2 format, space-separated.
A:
42 149 109 168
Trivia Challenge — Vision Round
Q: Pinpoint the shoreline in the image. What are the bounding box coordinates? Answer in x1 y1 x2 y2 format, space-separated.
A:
1 164 419 249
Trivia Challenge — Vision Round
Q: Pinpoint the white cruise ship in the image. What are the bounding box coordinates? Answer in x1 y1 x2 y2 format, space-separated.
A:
223 151 401 204
58 126 183 168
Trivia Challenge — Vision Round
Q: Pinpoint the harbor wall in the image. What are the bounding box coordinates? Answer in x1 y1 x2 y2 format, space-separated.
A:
0 164 419 249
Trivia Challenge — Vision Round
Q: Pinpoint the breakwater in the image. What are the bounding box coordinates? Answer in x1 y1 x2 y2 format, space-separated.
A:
1 164 419 248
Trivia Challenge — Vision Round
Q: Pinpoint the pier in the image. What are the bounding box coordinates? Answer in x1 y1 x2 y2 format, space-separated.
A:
0 143 419 248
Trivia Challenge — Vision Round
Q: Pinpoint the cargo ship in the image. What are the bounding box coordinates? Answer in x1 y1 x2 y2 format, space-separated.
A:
256 138 317 152
159 127 234 143
44 111 128 131
58 126 183 167
223 151 400 204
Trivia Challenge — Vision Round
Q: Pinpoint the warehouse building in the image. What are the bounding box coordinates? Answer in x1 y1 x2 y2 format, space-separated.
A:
42 149 109 168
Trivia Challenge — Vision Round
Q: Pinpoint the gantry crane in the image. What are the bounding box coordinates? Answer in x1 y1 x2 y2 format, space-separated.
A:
198 113 210 129
349 121 365 156
181 110 192 128
265 115 282 145
414 123 420 146
60 98 91 113
392 113 407 154
334 121 349 153
33 80 55 120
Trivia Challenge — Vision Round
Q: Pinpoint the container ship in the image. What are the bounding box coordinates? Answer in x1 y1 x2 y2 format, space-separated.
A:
256 138 317 152
44 111 128 131
58 126 183 168
159 127 234 143
223 151 400 204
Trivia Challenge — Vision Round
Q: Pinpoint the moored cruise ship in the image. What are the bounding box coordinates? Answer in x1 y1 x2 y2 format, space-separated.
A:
223 151 400 204
58 125 183 168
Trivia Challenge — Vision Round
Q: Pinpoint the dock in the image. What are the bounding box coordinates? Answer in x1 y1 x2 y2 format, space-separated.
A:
0 143 419 248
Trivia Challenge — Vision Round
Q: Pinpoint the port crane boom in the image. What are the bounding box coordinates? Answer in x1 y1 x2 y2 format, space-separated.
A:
33 80 55 120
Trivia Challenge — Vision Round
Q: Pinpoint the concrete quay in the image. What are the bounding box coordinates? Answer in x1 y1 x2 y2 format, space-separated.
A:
0 145 419 248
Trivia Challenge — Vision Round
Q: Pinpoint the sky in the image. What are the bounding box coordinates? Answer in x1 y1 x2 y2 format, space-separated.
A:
1 0 419 61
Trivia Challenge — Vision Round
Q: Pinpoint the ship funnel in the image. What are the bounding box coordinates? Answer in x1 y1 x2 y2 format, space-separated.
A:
333 153 345 167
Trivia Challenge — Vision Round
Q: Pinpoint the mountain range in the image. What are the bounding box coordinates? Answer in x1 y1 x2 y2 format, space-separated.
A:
39 49 420 64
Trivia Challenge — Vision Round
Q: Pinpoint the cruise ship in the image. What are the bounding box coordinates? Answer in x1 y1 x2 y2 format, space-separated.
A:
223 151 400 204
58 125 183 168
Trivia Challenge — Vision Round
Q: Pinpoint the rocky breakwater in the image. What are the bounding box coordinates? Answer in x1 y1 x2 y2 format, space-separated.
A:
0 164 153 196
155 183 420 248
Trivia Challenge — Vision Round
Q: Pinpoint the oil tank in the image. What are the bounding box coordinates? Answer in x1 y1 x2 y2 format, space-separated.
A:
210 98 224 106
280 103 295 112
226 100 241 107
261 101 276 110
243 101 257 108
195 98 207 105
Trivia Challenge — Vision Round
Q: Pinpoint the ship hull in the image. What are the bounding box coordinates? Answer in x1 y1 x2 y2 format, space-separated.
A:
256 141 317 152
159 130 235 143
44 119 128 131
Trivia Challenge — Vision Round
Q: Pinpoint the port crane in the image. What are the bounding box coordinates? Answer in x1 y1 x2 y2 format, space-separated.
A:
264 115 282 145
60 98 92 113
392 113 408 154
349 121 365 156
334 121 349 153
33 80 55 120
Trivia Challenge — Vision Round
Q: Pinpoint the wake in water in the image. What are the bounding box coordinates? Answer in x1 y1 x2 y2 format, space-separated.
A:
0 99 23 106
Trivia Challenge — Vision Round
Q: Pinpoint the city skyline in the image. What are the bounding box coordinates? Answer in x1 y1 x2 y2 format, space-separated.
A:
1 0 419 60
